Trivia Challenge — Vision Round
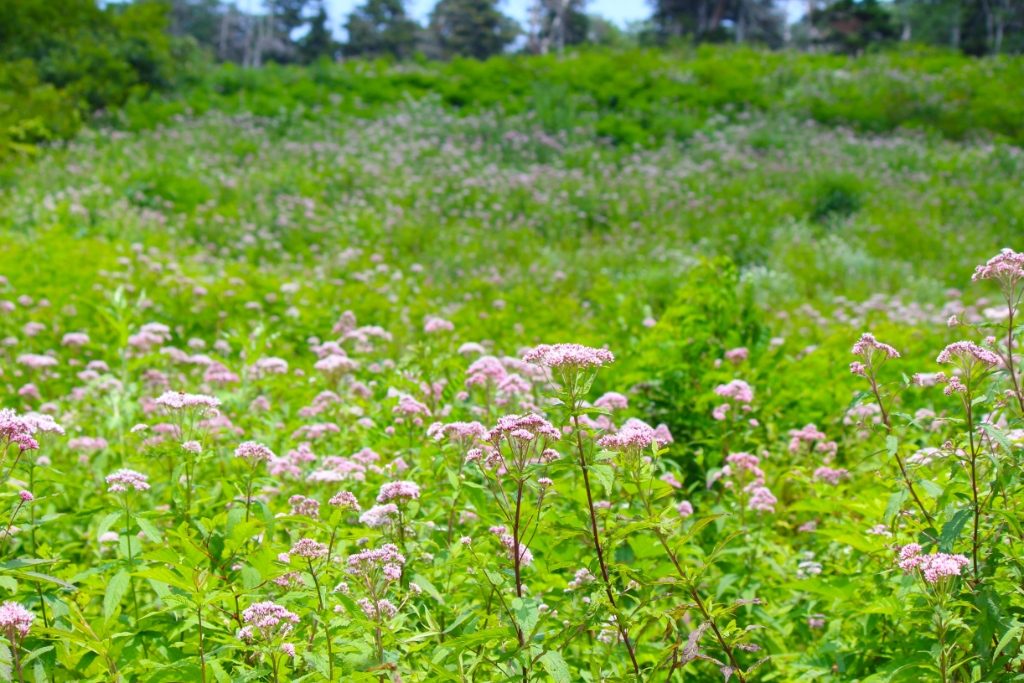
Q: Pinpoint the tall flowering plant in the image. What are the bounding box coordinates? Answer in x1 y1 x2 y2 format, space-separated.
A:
521 344 642 675
464 413 560 680
601 421 754 681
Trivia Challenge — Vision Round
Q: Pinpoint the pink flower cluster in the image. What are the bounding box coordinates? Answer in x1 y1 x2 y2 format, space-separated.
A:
377 480 421 503
239 601 299 643
235 441 275 463
724 347 749 364
972 248 1024 285
154 391 221 411
788 424 834 455
593 392 629 410
105 469 150 493
427 420 488 445
597 418 671 453
491 525 533 566
346 544 406 579
936 341 1001 368
713 452 777 513
0 602 34 639
357 597 398 620
522 343 614 369
359 504 398 528
851 333 901 359
713 379 754 403
813 466 850 486
288 495 320 518
290 538 328 559
487 413 561 443
0 409 42 451
897 544 970 583
423 316 455 333
328 491 360 510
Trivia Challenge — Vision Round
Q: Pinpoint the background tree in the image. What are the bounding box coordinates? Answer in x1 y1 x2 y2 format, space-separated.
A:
300 0 336 62
652 0 784 44
428 0 519 60
169 0 223 51
527 0 589 53
343 0 420 60
811 0 899 53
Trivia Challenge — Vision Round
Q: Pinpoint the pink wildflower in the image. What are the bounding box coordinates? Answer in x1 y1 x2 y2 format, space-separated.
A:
235 441 274 463
522 343 614 369
851 333 901 359
377 481 421 503
290 538 328 559
936 341 1001 367
0 602 34 639
105 469 150 493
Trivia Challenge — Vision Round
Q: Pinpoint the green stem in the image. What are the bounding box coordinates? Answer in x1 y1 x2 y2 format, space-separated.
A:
570 409 641 677
124 502 141 624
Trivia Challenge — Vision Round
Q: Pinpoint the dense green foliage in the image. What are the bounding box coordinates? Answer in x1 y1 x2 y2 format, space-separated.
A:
0 0 179 157
123 47 1024 147
2 4 1024 679
1 52 1024 676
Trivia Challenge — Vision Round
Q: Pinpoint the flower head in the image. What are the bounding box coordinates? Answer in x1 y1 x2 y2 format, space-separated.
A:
522 344 614 369
0 602 33 639
240 601 299 643
936 341 1001 368
329 491 360 510
972 248 1024 285
377 481 421 503
154 391 221 411
105 469 150 493
851 333 900 359
896 544 970 583
235 441 275 463
290 538 328 559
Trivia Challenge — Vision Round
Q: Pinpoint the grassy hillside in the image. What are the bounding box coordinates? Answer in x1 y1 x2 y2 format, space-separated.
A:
0 48 1022 681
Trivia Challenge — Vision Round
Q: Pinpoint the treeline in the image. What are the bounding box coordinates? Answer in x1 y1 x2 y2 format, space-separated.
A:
1 0 1023 162
170 0 1024 64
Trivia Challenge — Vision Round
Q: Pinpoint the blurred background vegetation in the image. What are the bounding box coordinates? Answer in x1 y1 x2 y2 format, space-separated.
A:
1 0 1023 161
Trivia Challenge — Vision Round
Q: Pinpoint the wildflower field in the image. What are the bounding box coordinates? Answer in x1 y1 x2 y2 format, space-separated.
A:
2 48 1024 682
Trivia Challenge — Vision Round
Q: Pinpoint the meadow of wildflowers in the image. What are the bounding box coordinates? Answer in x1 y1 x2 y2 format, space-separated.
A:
1 59 1024 682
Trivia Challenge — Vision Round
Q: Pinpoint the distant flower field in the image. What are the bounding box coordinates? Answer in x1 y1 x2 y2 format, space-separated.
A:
0 69 1023 681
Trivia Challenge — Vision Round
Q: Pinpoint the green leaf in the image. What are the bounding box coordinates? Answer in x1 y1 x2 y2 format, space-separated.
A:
431 627 509 662
884 489 908 522
103 570 131 619
540 650 571 683
885 435 898 457
240 565 261 590
411 573 444 605
939 508 972 552
134 515 163 543
993 621 1023 660
590 464 614 495
511 597 539 635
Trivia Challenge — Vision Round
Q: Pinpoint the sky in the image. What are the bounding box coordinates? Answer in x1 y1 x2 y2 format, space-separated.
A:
315 0 650 31
233 0 808 34
331 0 649 27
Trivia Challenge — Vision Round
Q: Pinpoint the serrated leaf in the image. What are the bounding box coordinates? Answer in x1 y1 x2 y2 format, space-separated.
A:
240 565 261 589
411 573 444 604
884 489 908 522
993 621 1023 660
134 515 163 543
939 508 972 552
590 463 614 495
540 650 571 683
103 570 131 619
